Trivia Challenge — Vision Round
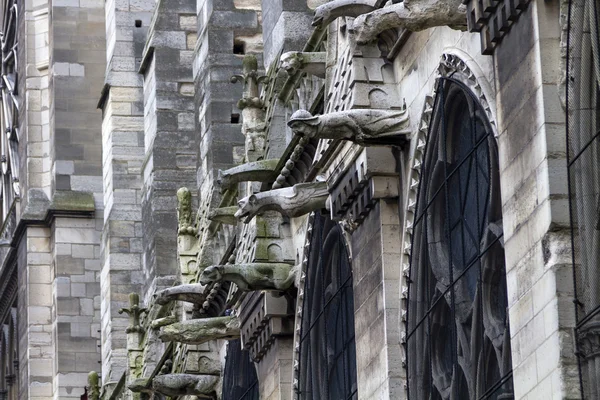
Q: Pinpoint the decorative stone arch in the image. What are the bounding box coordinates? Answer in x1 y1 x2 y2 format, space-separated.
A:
400 52 510 400
292 212 357 399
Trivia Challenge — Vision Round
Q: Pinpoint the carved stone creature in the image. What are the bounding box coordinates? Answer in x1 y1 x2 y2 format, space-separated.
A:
280 52 327 78
312 0 377 27
350 0 467 44
200 263 298 291
88 371 101 400
129 377 152 394
151 315 177 330
154 284 205 305
216 159 280 190
152 374 220 398
159 316 241 344
177 187 196 235
288 109 410 146
234 182 329 223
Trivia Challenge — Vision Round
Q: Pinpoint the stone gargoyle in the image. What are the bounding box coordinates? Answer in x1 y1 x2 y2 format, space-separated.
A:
159 316 241 345
350 0 467 44
216 159 280 191
287 108 410 146
234 181 329 223
312 0 378 28
154 284 204 305
152 374 220 398
200 262 298 291
280 52 327 78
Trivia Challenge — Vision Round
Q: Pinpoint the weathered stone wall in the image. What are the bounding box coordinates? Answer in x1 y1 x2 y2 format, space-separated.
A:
494 1 578 398
99 0 154 382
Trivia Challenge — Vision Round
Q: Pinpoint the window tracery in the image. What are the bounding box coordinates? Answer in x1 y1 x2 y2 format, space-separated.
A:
296 213 357 400
0 307 17 400
407 78 513 400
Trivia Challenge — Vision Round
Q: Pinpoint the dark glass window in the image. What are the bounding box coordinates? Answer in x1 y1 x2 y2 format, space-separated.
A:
297 213 357 400
0 307 17 400
566 0 600 397
222 339 259 400
407 79 513 400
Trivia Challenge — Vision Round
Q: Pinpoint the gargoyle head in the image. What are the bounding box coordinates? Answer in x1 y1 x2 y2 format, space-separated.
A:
199 265 223 285
312 3 330 27
216 169 232 191
287 110 320 138
280 52 303 76
234 194 259 223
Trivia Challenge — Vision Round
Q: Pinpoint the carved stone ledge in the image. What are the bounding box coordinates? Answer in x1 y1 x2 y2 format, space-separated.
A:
154 284 205 305
199 262 298 291
349 0 467 45
159 316 241 345
312 0 377 28
216 159 280 191
235 182 329 223
288 108 410 146
152 374 220 398
280 51 326 78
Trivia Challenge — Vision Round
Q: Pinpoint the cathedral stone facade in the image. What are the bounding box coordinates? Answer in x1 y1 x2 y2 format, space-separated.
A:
0 0 597 398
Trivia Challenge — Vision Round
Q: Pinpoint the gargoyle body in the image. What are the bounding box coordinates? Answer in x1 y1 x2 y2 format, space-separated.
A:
280 52 327 78
208 206 239 225
217 159 280 190
154 284 205 305
287 109 410 146
350 0 467 44
152 374 220 398
200 263 297 291
234 182 329 223
159 316 241 344
312 0 377 27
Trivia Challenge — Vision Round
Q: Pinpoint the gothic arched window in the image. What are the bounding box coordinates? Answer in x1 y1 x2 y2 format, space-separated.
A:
407 78 514 400
566 0 600 396
222 339 259 400
297 213 357 400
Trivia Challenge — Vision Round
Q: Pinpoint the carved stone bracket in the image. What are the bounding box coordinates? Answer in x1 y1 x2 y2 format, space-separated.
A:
280 51 327 78
199 262 298 291
158 316 241 345
239 291 294 362
288 108 410 146
235 181 329 223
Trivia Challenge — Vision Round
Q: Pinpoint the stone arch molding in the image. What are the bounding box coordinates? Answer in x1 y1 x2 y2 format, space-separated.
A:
399 50 498 379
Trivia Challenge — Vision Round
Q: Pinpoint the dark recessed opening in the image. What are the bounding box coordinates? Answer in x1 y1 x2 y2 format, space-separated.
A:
230 113 240 124
233 40 245 55
135 20 142 28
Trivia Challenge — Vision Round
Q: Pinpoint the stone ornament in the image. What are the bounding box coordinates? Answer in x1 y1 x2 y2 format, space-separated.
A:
159 316 241 344
199 262 298 291
280 51 327 78
87 371 101 400
234 181 329 223
154 283 205 305
216 159 280 191
118 293 148 334
287 108 410 146
350 0 467 44
177 187 196 235
312 0 377 28
151 315 177 330
152 374 220 398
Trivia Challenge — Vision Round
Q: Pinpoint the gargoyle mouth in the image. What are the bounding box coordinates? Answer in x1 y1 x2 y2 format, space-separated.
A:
234 209 252 223
311 16 323 27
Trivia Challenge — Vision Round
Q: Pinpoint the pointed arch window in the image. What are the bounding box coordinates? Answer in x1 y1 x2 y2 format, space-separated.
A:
407 78 514 400
297 213 357 400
